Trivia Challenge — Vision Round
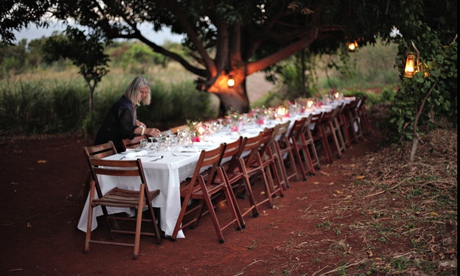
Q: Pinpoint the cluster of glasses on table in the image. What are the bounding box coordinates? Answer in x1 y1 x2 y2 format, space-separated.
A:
137 131 194 153
135 92 348 153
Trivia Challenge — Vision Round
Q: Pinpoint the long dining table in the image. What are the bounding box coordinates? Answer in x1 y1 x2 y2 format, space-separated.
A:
77 96 356 238
77 126 267 238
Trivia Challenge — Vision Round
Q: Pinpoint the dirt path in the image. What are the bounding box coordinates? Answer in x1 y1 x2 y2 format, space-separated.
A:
0 128 383 275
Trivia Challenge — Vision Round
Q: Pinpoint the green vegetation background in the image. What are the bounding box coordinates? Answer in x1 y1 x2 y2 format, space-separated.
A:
0 39 399 137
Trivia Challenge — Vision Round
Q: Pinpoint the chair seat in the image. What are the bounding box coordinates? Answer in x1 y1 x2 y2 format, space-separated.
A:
92 187 160 208
83 157 162 260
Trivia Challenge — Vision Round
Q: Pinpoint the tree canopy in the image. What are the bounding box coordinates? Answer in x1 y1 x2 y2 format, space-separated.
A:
2 1 457 116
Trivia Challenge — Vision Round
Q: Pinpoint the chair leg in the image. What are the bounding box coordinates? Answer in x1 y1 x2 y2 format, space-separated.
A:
237 170 260 218
266 160 284 198
305 130 321 170
291 142 309 181
272 147 290 190
220 170 247 228
84 181 96 254
221 185 244 231
339 114 352 148
202 192 225 244
320 126 334 164
133 188 145 259
333 118 346 153
257 168 275 208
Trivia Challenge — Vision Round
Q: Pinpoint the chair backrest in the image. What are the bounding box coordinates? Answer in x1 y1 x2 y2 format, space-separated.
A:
90 158 146 179
346 98 360 112
88 158 148 198
272 121 290 147
310 112 324 134
219 137 244 174
84 141 117 160
258 127 275 158
320 109 334 124
121 135 148 151
288 117 307 142
239 132 264 167
301 113 313 133
182 144 225 198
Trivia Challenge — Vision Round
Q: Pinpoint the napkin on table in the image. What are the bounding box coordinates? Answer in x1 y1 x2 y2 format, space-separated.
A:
177 146 200 153
125 150 149 159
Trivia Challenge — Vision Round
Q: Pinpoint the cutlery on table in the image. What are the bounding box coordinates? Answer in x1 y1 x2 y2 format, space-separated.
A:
149 156 164 162
172 152 192 157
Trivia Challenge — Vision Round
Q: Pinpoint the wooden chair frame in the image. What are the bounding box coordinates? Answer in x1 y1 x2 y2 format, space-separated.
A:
171 144 242 243
272 121 299 185
310 112 334 164
287 117 312 181
301 114 321 171
84 158 161 260
258 127 284 200
121 135 149 151
268 122 290 190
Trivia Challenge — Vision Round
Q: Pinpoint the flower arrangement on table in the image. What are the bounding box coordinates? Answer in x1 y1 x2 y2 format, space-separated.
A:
186 119 202 142
225 110 244 132
296 97 315 112
250 107 267 125
272 100 290 118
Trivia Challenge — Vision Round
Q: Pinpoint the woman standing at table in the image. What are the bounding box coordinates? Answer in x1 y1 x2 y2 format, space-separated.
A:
94 75 162 152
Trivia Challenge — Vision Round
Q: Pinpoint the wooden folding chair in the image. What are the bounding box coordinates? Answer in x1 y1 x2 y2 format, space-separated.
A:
171 144 242 243
121 135 148 151
286 117 312 181
82 141 118 200
238 132 275 209
258 127 284 200
272 121 299 186
338 102 353 148
331 104 347 153
84 141 117 160
214 137 256 227
302 114 321 171
268 122 290 190
310 111 334 164
84 158 161 260
346 98 364 143
318 107 345 160
357 96 372 135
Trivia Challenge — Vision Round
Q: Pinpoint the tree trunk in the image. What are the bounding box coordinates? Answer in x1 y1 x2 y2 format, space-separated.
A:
212 81 250 117
408 81 437 162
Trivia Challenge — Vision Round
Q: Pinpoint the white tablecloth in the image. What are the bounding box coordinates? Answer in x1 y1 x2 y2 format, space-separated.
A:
77 148 214 239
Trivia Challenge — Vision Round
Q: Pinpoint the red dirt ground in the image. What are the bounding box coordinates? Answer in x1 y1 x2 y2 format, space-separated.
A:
0 130 382 275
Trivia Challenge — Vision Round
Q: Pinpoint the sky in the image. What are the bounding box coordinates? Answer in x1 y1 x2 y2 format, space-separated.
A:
12 22 184 45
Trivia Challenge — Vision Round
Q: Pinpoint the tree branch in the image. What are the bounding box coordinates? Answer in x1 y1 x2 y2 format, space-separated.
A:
246 27 318 75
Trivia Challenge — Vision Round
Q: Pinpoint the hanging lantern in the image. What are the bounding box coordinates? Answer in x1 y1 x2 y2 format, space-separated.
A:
404 52 416 78
227 75 235 87
348 41 358 52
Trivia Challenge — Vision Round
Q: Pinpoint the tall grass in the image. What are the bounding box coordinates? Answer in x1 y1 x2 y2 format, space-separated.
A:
317 41 400 91
0 68 216 137
0 79 87 136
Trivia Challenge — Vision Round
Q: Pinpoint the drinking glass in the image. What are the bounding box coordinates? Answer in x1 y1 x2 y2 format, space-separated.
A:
140 138 148 149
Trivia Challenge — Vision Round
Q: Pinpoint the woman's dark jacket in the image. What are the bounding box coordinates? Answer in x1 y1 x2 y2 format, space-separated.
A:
94 95 137 152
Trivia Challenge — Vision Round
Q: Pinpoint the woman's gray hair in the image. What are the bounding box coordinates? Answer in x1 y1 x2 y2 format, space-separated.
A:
124 76 151 106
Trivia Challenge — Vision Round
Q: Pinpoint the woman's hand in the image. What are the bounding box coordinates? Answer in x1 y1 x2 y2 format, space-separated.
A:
146 128 161 137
